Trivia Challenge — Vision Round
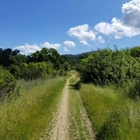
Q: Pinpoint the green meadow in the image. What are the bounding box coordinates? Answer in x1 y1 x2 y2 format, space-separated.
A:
0 77 65 140
80 84 140 140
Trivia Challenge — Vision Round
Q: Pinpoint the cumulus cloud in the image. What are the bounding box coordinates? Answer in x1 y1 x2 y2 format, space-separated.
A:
95 18 140 39
63 41 76 48
122 0 140 28
14 42 61 55
68 24 96 45
41 42 61 49
94 0 140 39
63 47 70 52
97 36 105 43
14 43 41 55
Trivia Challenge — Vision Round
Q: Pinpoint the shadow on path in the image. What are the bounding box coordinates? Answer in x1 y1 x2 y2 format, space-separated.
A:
69 80 81 90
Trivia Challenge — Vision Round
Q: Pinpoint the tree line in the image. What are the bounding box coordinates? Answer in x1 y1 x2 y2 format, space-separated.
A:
0 48 71 99
1 46 140 100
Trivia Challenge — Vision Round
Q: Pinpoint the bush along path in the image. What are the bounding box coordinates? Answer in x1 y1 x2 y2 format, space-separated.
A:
40 74 95 140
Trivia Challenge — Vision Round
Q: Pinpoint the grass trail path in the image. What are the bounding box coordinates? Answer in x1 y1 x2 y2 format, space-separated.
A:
40 75 95 140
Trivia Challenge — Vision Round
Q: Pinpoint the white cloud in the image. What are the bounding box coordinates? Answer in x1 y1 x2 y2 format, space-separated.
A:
41 42 61 49
63 47 70 52
97 36 105 43
14 43 41 55
122 0 140 28
14 42 61 55
80 40 90 46
68 24 96 45
94 0 140 39
63 41 76 48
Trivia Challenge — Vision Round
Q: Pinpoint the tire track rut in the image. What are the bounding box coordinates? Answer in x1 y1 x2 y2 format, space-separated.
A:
40 76 95 140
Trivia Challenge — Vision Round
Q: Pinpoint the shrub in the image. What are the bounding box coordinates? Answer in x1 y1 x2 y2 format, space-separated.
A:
0 66 16 99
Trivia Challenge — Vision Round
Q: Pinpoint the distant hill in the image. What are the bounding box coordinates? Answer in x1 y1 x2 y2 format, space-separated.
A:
62 51 95 58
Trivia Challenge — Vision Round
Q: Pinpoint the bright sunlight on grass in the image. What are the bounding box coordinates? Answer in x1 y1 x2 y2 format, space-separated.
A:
0 77 65 140
80 84 140 140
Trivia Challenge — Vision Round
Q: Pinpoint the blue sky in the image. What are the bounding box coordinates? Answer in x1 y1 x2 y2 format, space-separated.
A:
0 0 140 54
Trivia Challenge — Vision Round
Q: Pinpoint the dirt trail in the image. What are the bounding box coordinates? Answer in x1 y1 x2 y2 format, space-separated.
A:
40 79 69 140
40 76 95 140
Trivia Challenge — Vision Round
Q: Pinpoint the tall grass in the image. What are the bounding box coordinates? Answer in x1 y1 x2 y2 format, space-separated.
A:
0 77 65 140
80 84 140 140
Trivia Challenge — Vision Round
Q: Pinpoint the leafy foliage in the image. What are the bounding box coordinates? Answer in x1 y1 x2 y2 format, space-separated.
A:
1 46 140 99
20 62 54 81
0 47 71 99
0 66 16 98
79 46 140 99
